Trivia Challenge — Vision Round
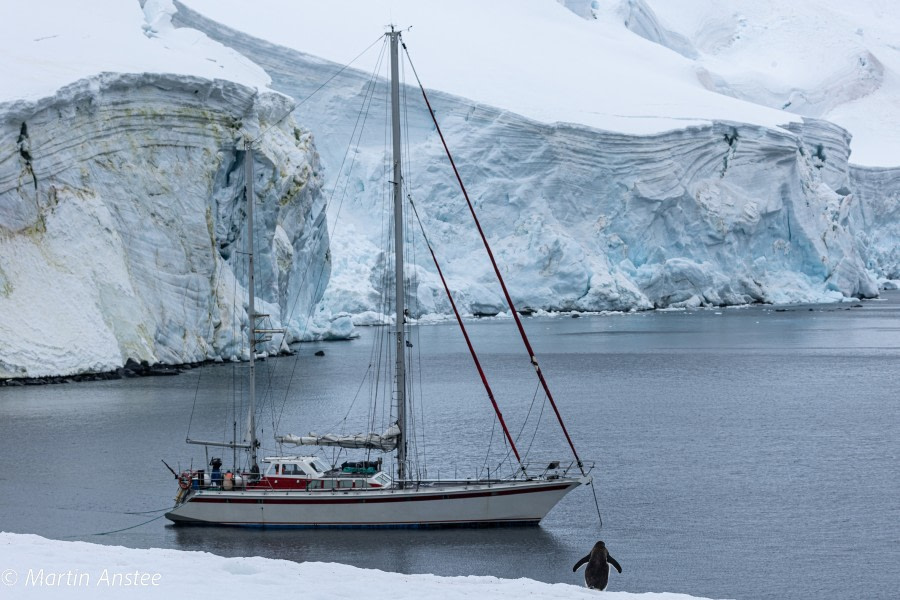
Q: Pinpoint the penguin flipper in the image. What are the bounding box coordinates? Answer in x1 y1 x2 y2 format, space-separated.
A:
572 554 590 572
608 554 623 573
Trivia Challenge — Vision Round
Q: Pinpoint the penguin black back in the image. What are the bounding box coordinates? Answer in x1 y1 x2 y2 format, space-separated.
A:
573 540 622 591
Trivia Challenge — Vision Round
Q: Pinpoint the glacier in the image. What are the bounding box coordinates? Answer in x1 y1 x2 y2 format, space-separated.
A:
177 1 883 322
849 164 900 287
1 0 898 378
0 72 331 378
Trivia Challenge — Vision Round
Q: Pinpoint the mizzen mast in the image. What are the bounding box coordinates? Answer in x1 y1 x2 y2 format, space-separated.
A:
245 140 260 472
184 141 261 465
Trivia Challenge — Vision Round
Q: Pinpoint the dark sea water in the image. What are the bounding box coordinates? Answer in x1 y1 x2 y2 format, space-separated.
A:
1 292 898 600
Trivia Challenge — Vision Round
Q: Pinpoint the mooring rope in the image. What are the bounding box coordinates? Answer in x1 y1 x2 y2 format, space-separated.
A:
63 511 171 538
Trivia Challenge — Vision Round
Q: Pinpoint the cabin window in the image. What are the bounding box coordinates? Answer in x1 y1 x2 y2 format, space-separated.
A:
309 479 335 490
339 480 353 489
310 459 328 473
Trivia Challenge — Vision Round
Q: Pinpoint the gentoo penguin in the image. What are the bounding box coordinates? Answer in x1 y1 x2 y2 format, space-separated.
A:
572 540 622 591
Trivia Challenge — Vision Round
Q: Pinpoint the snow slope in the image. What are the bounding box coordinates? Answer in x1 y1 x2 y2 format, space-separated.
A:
179 0 900 167
621 0 900 167
0 0 270 101
0 532 719 600
180 0 800 136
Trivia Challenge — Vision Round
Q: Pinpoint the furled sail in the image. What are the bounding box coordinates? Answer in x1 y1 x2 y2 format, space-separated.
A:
276 424 400 452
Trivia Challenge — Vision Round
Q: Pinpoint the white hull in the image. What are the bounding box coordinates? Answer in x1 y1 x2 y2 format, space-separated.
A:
165 477 586 528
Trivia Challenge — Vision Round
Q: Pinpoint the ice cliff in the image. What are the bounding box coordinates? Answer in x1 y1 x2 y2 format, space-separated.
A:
0 73 330 378
177 2 883 321
849 164 900 287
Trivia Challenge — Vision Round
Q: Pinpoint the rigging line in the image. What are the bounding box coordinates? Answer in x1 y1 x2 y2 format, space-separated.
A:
494 381 543 471
324 362 373 433
400 57 427 476
401 137 422 474
244 151 294 443
332 42 392 441
522 388 547 462
232 243 242 447
402 41 585 475
187 256 229 442
361 357 378 439
415 325 427 475
408 196 523 468
124 506 176 515
366 190 388 443
233 213 249 448
515 382 542 445
185 347 204 441
277 35 387 332
273 38 389 435
187 250 227 441
275 40 390 446
250 34 385 146
64 513 169 538
367 88 391 442
376 54 393 439
590 478 604 529
482 416 496 476
247 161 264 448
368 316 385 437
257 322 286 436
495 388 545 477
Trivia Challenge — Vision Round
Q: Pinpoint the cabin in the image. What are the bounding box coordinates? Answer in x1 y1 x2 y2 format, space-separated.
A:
252 456 391 490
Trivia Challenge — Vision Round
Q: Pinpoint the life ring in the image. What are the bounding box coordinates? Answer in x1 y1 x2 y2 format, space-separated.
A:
178 472 191 490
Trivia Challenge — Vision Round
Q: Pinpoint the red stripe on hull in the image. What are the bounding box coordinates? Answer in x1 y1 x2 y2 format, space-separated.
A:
186 483 572 505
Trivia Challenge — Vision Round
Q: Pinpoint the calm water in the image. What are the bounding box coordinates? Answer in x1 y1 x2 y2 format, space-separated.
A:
1 293 898 599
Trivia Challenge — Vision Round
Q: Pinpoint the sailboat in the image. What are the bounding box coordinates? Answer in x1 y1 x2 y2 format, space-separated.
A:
165 29 592 528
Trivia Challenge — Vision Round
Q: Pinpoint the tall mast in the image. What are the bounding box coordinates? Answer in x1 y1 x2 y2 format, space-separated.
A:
245 140 259 471
389 28 407 484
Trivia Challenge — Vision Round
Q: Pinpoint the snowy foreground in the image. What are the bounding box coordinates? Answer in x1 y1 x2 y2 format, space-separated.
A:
0 533 717 600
